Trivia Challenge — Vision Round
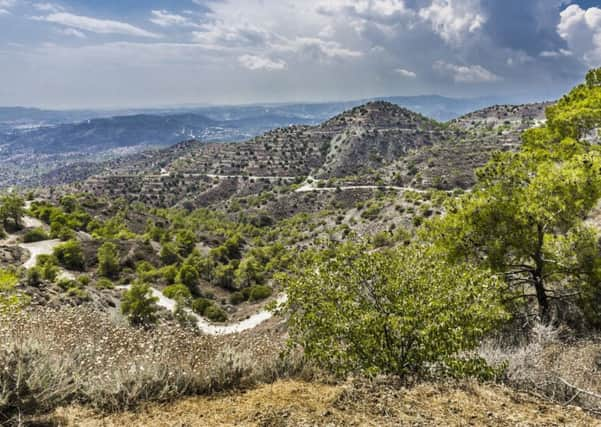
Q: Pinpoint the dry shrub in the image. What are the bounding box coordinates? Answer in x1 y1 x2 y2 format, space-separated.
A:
0 306 306 424
479 322 601 412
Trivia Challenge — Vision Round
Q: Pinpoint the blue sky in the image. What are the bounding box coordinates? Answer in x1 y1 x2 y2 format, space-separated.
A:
1 0 600 109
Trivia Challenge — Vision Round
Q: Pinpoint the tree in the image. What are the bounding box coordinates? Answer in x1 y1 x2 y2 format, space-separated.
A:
0 194 24 231
177 262 200 294
53 240 85 271
97 242 120 279
121 282 159 326
429 68 601 323
160 242 180 265
279 243 507 378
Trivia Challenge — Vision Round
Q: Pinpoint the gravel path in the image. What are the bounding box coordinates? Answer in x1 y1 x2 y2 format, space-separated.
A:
118 285 287 336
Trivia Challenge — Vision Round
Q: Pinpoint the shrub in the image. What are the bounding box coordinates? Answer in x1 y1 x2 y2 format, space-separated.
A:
191 298 211 316
26 267 42 287
229 291 246 305
53 240 85 271
160 242 180 265
177 263 200 293
279 243 508 378
204 305 228 323
121 282 159 327
97 242 120 279
163 284 192 301
248 285 272 302
23 227 49 243
96 278 114 289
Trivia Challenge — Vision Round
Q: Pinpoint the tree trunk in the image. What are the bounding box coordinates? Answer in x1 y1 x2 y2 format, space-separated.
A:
533 223 550 323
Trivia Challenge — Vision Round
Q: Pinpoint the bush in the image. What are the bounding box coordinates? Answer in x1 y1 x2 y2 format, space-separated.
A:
177 263 200 293
96 278 114 289
204 305 228 323
248 285 272 302
53 240 85 271
98 242 120 279
229 291 246 305
23 228 49 243
163 284 192 301
121 282 159 327
191 298 212 316
279 243 508 378
26 267 42 287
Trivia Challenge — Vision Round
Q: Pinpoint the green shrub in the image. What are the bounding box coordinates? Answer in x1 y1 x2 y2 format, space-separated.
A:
279 243 508 378
96 278 114 289
163 284 192 301
248 285 272 302
97 242 120 279
26 267 42 287
23 228 49 243
229 291 246 305
53 240 85 271
204 305 228 322
121 282 159 327
191 298 212 315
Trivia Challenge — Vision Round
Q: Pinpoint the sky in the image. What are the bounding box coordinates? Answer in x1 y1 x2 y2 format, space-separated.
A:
0 0 600 109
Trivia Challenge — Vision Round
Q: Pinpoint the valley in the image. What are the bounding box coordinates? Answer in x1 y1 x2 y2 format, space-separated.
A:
1 71 601 427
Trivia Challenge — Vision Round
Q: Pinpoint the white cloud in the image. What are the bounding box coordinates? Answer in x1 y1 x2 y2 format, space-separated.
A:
433 60 501 83
540 49 572 58
193 22 275 48
557 5 601 67
394 68 416 78
33 2 63 13
239 54 287 71
34 12 161 38
419 0 485 45
275 37 363 59
317 0 413 24
0 0 15 15
59 27 86 38
150 10 197 28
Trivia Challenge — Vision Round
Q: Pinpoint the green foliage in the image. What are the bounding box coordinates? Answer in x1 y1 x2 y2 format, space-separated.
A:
26 267 42 287
191 297 212 315
204 305 228 322
175 230 197 257
163 284 192 301
95 278 114 289
23 228 50 243
279 243 507 378
248 285 272 302
0 268 30 312
53 240 85 271
121 282 159 327
97 242 120 279
429 68 601 323
160 242 181 265
36 255 59 282
177 263 200 293
0 194 24 231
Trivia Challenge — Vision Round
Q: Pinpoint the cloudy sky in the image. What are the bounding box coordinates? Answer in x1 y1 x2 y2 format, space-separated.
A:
1 0 600 109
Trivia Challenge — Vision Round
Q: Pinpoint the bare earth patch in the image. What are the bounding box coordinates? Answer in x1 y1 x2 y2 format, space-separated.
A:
53 380 599 426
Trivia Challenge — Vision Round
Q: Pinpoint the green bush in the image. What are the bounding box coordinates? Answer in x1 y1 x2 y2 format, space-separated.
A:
96 278 114 289
279 243 508 378
26 267 42 287
23 228 49 243
163 284 192 301
53 240 85 271
191 298 212 315
121 282 159 327
204 305 228 322
97 242 120 279
248 285 272 302
229 291 246 305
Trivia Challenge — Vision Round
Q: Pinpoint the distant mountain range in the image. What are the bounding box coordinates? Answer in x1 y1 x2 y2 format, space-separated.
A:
0 95 512 155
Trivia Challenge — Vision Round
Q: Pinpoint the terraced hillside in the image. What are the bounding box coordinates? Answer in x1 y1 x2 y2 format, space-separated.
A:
67 101 551 208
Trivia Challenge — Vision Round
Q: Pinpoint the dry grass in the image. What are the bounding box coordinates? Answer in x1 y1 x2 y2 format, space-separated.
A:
0 307 305 425
53 379 600 426
480 322 601 413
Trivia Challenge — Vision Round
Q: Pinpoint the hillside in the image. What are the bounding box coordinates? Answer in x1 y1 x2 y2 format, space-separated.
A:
70 100 548 208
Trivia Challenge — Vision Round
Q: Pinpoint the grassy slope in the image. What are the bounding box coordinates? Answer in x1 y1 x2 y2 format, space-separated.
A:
54 379 597 426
